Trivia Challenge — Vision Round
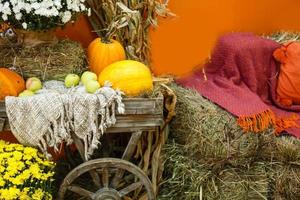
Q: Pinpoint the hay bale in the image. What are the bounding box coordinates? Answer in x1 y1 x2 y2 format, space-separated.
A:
159 141 212 200
0 40 87 81
266 32 300 44
260 135 300 164
211 163 270 200
160 83 300 199
169 84 273 168
159 142 271 200
266 163 300 200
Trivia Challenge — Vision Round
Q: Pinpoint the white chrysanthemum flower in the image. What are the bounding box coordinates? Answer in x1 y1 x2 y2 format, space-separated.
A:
54 0 62 9
80 4 86 11
0 0 88 30
24 3 32 14
22 22 28 29
61 11 72 23
15 13 22 20
2 14 8 21
31 2 41 10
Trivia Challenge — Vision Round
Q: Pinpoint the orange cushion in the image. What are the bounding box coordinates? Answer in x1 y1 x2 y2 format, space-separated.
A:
274 42 300 106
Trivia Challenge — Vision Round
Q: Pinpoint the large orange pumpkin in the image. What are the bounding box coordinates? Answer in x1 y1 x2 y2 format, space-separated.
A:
87 38 126 76
0 68 25 100
98 60 153 97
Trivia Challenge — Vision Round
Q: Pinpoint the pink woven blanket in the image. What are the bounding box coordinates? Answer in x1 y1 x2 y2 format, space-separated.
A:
178 33 300 137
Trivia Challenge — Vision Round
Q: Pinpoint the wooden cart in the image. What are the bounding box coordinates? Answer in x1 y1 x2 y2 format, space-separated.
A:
0 95 167 200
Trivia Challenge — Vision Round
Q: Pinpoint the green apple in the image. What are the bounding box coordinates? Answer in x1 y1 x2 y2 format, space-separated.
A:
85 80 100 93
19 90 35 97
65 74 80 88
26 77 42 92
81 71 97 85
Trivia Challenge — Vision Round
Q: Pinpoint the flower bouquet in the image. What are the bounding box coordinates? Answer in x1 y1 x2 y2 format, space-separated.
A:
0 0 89 30
0 140 55 199
0 0 90 46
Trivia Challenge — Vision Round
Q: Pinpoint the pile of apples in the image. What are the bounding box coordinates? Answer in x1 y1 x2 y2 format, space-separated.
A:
19 77 42 97
65 71 100 93
18 71 100 97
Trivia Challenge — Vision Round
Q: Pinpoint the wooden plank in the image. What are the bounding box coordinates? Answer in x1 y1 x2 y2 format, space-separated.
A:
106 127 157 133
110 120 163 128
0 106 6 117
120 98 163 115
116 115 163 120
0 118 5 131
119 109 161 115
0 97 164 116
0 118 163 132
0 119 162 133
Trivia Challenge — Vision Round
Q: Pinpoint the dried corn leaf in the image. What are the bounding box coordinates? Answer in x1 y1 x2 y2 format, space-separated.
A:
86 0 173 66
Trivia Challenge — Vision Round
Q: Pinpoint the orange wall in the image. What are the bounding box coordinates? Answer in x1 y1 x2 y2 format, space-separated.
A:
150 0 300 77
55 1 300 77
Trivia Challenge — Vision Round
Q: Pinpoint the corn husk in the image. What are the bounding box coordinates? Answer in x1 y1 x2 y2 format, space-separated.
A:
86 0 174 66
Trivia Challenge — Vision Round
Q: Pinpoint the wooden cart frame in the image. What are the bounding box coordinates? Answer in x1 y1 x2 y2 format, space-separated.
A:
0 95 167 200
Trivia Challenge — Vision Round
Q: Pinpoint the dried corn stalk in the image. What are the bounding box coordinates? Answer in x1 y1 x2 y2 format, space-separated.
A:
86 0 173 66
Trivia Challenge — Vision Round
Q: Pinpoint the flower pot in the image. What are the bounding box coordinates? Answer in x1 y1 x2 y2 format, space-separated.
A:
15 29 58 47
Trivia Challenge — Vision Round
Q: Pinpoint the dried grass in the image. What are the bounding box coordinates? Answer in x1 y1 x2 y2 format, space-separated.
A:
169 84 273 168
266 31 300 43
159 84 300 200
0 40 87 81
158 141 212 200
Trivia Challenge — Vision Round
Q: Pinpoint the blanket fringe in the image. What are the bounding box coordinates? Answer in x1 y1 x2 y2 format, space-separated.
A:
238 109 276 133
275 113 300 134
238 109 300 134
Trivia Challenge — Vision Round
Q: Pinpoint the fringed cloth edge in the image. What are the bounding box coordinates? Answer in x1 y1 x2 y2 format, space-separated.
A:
237 109 300 134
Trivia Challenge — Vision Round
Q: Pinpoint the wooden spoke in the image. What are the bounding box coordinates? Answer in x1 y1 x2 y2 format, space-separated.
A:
124 197 133 200
119 182 143 197
102 167 109 188
111 169 124 189
67 185 94 198
90 169 101 188
112 131 142 188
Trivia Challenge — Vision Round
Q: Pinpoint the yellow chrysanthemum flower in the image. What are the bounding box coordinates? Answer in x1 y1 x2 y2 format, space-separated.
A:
0 187 20 200
32 188 44 200
0 140 55 200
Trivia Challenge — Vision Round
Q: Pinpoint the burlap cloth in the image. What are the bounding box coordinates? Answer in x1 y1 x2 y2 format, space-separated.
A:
5 81 125 160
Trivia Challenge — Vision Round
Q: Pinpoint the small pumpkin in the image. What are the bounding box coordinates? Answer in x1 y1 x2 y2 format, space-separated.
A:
98 60 153 97
87 38 126 76
0 68 25 100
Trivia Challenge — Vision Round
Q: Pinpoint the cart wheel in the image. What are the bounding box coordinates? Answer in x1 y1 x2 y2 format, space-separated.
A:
58 158 155 200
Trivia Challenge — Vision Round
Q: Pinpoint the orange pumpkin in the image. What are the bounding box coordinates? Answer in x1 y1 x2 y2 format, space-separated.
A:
87 38 126 76
0 68 25 100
